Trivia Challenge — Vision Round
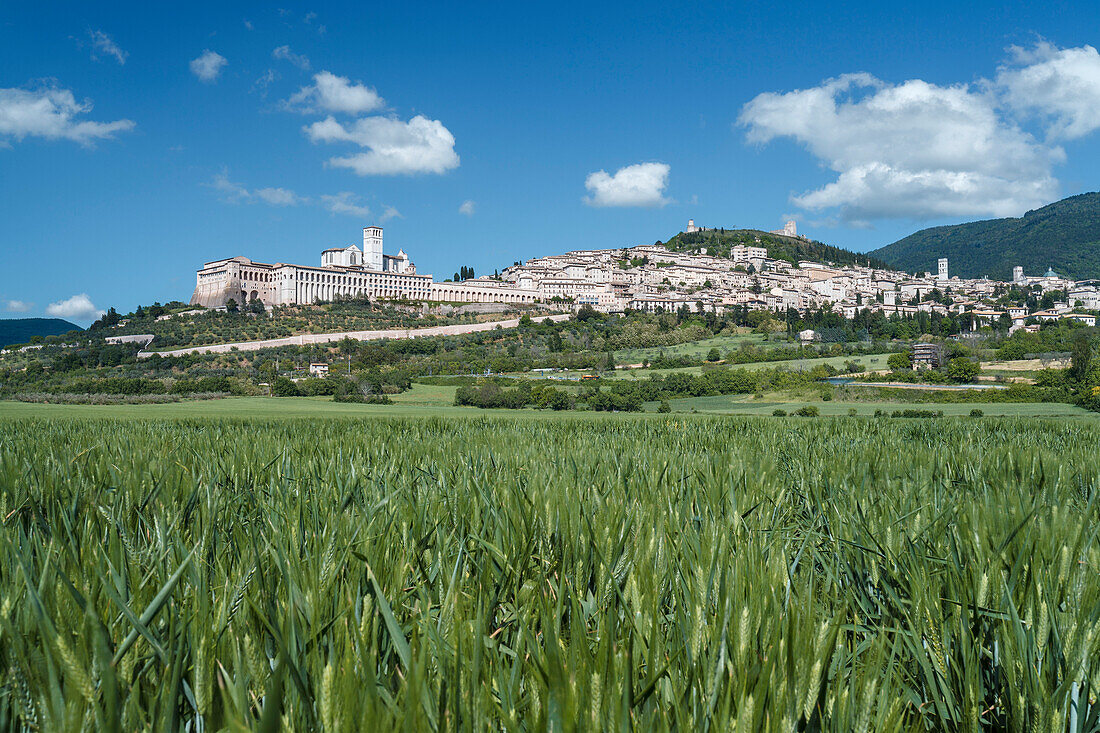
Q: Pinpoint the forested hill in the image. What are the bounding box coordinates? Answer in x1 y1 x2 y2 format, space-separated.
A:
0 318 81 348
663 228 887 269
870 192 1100 280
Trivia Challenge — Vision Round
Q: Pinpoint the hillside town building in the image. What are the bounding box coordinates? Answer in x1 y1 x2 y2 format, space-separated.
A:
191 222 1097 333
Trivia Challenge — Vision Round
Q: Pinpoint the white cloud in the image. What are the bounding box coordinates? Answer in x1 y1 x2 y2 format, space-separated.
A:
306 114 459 175
739 72 1060 221
584 162 670 207
252 69 278 96
320 192 370 217
88 30 128 65
272 45 311 71
5 300 32 312
190 50 227 83
46 294 104 321
286 71 384 114
0 85 135 146
254 187 302 206
210 171 304 206
209 171 250 201
997 42 1100 141
459 199 476 216
210 171 398 219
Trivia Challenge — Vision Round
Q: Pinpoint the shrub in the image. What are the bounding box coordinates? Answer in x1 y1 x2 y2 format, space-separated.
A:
946 357 980 383
970 408 984 417
794 405 819 417
297 377 336 396
891 409 944 418
586 389 643 412
772 408 787 416
657 400 671 413
455 383 531 409
887 351 912 371
61 377 167 395
271 377 300 397
170 376 232 394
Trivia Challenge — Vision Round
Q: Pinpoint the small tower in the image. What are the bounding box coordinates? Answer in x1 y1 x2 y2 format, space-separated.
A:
363 226 383 271
937 258 948 281
1013 265 1024 283
686 219 698 233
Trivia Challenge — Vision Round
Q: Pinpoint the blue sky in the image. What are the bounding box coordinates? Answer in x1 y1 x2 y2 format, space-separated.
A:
3 0 1100 323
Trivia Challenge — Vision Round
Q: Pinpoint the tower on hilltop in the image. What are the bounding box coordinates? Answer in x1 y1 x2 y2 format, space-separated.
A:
770 220 798 237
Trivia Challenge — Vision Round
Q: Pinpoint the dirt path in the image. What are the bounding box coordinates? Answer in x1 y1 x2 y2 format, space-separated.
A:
137 313 572 358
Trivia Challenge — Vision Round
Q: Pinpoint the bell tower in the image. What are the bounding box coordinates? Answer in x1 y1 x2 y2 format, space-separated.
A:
363 226 383 271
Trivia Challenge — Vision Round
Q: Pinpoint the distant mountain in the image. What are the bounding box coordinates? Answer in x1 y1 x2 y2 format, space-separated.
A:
663 228 887 269
870 192 1100 281
0 318 81 348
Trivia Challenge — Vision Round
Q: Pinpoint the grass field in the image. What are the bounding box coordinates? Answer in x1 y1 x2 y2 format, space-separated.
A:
655 394 1099 417
0 396 480 419
4 379 1092 422
612 332 765 362
609 351 893 380
0 415 1096 729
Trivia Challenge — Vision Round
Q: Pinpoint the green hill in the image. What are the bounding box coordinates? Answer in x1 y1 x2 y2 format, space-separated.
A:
870 192 1100 280
663 228 887 269
0 318 81 348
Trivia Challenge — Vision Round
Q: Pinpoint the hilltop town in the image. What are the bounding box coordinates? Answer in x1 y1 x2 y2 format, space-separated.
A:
187 220 1100 336
500 219 1098 332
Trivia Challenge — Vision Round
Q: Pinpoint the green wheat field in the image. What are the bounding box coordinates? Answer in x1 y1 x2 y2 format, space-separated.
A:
1 414 1097 730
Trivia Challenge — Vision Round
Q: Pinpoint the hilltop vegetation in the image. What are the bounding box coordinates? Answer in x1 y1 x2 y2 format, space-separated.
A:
663 228 887 269
0 306 932 403
872 191 1100 280
0 318 80 347
97 298 540 350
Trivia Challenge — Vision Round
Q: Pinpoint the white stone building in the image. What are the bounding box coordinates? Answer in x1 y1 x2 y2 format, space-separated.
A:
191 226 536 308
